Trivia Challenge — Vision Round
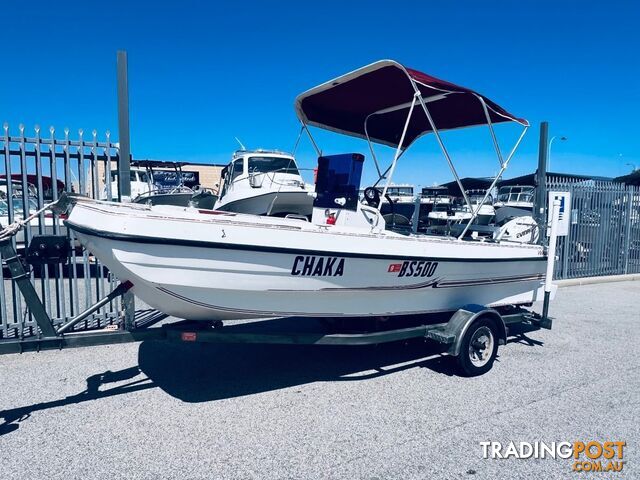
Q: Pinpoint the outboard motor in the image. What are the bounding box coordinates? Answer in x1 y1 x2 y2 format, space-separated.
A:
496 215 539 244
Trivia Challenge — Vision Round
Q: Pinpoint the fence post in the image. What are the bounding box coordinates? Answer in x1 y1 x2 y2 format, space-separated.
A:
561 182 573 279
623 188 633 274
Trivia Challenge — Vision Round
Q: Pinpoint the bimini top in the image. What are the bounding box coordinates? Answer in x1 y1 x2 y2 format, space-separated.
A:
295 60 528 149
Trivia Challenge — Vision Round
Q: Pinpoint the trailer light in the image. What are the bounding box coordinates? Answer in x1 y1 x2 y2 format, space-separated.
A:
181 332 197 342
326 213 336 225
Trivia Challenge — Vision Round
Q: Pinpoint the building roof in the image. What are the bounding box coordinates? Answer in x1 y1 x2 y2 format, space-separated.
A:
498 171 613 187
614 170 640 186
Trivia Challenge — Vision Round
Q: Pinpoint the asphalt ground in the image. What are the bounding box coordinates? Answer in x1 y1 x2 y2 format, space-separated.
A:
0 281 638 479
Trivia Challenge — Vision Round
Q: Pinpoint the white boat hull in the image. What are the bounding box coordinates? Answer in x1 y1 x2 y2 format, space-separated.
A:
216 190 313 217
66 200 549 321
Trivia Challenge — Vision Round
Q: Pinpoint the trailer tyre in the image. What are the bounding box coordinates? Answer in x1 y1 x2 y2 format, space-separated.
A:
456 317 499 377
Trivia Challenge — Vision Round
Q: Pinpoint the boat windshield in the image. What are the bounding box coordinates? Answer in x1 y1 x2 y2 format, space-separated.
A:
387 187 413 196
469 194 492 205
248 156 299 176
497 186 534 203
0 199 7 215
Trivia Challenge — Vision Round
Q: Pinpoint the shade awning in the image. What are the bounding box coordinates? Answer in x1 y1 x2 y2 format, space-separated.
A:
295 60 528 149
439 177 494 197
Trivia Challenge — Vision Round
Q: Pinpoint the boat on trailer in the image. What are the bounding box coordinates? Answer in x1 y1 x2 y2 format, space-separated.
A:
65 60 554 322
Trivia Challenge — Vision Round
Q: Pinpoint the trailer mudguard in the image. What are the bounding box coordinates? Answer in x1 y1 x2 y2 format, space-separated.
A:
445 304 507 357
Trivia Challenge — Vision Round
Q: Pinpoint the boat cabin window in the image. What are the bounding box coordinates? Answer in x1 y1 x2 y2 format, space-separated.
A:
110 171 148 183
230 159 245 182
248 156 299 176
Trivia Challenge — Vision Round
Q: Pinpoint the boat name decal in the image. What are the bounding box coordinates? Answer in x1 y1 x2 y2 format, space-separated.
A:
291 256 345 277
390 261 439 278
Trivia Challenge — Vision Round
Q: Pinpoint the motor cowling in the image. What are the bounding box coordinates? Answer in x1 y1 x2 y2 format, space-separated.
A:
497 216 539 243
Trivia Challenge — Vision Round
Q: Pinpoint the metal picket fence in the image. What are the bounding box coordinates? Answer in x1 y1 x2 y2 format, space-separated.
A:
2 124 639 340
0 123 132 339
548 176 640 279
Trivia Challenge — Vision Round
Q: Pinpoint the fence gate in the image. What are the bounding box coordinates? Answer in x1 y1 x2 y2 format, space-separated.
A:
0 123 134 340
548 176 640 279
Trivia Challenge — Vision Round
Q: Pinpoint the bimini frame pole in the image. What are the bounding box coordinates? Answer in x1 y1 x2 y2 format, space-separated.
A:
364 114 384 179
372 148 408 188
457 124 528 239
302 122 322 157
475 94 505 168
456 94 528 239
414 90 473 215
380 93 418 203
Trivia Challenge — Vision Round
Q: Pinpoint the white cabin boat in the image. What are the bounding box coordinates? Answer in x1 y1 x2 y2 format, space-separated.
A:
494 185 535 224
428 190 495 226
214 150 313 217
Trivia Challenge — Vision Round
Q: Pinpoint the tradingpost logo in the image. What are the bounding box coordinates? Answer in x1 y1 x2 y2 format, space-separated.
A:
480 441 626 473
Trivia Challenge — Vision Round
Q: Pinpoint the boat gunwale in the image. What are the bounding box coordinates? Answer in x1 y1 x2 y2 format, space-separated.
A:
68 200 544 254
66 219 547 263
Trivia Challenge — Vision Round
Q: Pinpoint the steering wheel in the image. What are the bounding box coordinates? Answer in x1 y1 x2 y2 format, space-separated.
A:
363 187 381 207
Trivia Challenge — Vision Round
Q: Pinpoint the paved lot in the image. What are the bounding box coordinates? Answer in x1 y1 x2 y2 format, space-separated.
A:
1 281 638 479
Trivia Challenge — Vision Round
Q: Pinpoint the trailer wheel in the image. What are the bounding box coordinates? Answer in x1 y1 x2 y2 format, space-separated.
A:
456 317 499 377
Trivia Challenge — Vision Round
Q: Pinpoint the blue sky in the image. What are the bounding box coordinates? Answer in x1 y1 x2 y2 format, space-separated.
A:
1 0 638 187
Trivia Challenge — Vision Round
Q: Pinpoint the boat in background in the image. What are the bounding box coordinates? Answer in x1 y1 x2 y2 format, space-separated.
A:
379 184 417 229
428 190 495 227
65 60 553 321
104 161 217 209
214 149 313 217
494 185 535 224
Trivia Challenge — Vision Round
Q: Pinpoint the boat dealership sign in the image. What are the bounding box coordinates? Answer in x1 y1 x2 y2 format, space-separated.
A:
548 191 571 236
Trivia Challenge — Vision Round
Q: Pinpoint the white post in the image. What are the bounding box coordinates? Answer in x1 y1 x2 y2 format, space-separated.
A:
542 198 561 321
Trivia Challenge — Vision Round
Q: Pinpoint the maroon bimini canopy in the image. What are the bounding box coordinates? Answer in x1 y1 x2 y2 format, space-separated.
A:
295 60 528 149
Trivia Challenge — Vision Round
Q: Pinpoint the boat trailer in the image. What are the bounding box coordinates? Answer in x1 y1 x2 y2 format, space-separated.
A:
0 230 554 376
0 199 561 376
0 235 552 376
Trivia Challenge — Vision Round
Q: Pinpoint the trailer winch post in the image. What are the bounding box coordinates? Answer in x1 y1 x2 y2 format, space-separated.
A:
542 198 561 323
0 239 57 338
